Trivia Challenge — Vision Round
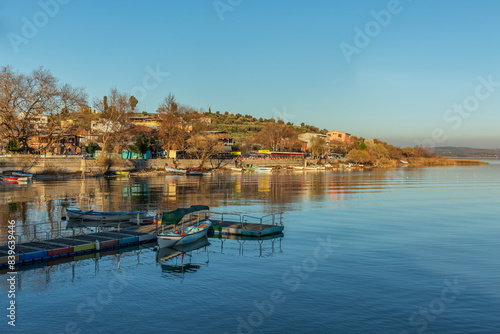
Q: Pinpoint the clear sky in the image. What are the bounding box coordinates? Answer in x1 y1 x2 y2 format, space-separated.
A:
1 0 500 148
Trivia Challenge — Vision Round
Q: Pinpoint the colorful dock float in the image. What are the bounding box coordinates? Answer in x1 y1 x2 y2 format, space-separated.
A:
208 219 284 237
0 228 156 268
184 212 284 238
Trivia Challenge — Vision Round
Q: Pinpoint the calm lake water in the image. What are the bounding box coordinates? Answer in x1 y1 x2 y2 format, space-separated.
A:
1 162 500 333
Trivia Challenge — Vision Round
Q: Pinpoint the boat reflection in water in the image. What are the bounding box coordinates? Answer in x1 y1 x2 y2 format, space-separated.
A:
156 237 210 277
209 233 284 257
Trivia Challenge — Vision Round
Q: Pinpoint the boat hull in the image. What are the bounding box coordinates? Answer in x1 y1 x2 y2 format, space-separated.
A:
12 172 33 177
67 209 147 221
157 235 181 248
0 175 28 182
157 220 212 248
165 167 187 174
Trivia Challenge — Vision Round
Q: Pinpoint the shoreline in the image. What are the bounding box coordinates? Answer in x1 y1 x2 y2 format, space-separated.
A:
0 156 488 178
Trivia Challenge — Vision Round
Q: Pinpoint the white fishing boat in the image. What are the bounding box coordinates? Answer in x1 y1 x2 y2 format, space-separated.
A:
230 167 243 172
157 220 212 248
310 165 326 170
165 166 187 174
66 209 147 221
254 166 273 172
12 171 34 178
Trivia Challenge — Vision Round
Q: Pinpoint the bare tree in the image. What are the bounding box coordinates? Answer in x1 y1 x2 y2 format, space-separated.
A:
93 88 133 155
256 120 297 151
0 66 87 152
157 94 189 154
186 133 225 168
309 136 327 157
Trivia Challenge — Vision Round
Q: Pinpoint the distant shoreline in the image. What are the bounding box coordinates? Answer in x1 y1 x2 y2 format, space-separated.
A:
439 156 499 160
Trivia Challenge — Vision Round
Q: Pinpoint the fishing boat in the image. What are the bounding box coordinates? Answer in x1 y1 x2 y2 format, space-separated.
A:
254 166 273 172
157 220 212 248
66 208 148 221
230 167 243 172
165 166 187 174
12 171 34 178
111 171 130 176
310 165 326 170
0 175 29 183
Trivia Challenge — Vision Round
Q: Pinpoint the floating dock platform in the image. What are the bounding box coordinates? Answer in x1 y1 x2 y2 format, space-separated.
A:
1 212 284 268
208 219 284 237
183 212 284 238
0 228 156 268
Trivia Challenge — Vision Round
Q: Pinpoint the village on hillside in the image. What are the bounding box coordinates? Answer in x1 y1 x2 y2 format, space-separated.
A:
0 65 472 168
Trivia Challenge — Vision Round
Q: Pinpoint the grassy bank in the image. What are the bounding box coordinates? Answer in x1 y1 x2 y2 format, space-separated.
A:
407 157 488 167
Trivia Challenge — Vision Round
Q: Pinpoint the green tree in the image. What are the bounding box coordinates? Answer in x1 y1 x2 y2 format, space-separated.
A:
6 139 20 153
129 96 138 112
129 132 151 158
85 142 101 155
103 96 108 112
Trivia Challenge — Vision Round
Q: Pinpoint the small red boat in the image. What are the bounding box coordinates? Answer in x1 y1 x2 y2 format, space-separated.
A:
0 175 28 183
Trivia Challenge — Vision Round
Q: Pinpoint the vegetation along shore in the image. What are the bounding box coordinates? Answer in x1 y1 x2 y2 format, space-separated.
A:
0 65 487 173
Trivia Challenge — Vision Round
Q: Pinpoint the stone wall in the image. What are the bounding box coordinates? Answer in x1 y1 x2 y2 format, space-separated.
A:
0 156 305 174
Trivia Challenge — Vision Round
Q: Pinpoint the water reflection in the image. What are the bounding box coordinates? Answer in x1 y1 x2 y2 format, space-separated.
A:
157 238 210 278
1 171 394 229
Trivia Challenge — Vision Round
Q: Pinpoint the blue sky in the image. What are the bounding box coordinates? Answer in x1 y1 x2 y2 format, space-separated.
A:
1 0 500 148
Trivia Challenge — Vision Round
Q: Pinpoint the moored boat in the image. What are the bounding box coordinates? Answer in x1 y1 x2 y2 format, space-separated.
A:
165 166 187 174
157 220 212 248
12 171 34 178
254 166 273 172
112 171 130 176
66 208 147 221
0 175 29 182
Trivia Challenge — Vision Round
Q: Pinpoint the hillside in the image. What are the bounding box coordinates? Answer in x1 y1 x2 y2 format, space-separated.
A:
431 146 500 157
